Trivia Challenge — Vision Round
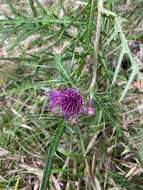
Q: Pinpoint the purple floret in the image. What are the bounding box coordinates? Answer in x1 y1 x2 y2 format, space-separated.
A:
49 90 62 107
49 88 83 117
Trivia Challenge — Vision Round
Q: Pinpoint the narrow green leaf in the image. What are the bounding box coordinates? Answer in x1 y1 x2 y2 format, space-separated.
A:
40 119 66 190
29 0 38 17
119 63 139 102
111 48 124 86
55 55 75 87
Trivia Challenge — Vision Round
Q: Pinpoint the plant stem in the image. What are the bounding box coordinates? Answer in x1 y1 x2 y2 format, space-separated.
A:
89 0 103 99
40 118 66 190
29 0 38 17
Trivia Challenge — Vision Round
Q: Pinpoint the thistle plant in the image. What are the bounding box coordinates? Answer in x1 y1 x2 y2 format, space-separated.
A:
0 0 143 189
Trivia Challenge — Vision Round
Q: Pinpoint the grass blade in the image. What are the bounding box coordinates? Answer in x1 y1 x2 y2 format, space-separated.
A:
40 118 66 190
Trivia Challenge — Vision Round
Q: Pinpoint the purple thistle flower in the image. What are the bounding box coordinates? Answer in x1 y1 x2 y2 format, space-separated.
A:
49 88 84 117
48 88 96 118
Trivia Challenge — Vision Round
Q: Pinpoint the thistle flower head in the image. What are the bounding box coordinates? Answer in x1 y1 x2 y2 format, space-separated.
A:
48 87 96 118
49 88 83 117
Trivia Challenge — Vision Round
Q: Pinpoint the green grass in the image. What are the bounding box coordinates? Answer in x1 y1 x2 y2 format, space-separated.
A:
0 0 143 189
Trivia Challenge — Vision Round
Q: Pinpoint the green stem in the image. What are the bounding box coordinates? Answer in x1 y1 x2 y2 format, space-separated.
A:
29 0 38 17
40 118 66 190
89 1 117 98
89 0 103 99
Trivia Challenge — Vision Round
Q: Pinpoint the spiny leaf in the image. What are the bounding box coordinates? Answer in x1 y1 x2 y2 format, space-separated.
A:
111 48 124 86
